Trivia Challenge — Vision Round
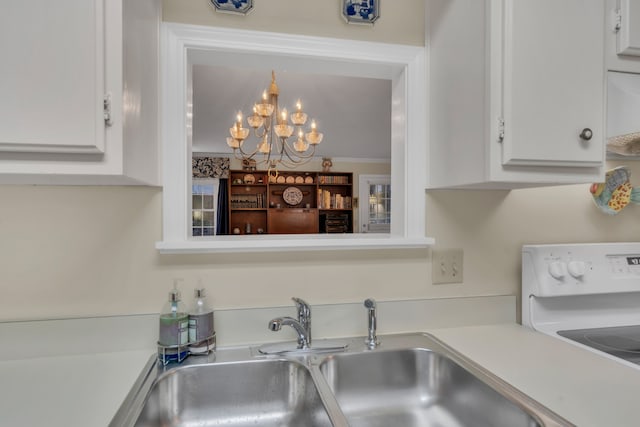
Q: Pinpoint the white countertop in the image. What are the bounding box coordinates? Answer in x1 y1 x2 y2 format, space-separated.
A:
0 350 153 427
429 324 640 427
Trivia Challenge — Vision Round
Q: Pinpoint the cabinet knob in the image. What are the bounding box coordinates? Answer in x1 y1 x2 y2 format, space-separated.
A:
579 128 593 141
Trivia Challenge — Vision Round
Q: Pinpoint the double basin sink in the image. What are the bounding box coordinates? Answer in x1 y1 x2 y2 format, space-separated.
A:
111 333 572 427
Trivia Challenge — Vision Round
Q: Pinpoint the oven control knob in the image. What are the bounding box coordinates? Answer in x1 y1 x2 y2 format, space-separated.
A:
567 261 586 278
548 261 567 280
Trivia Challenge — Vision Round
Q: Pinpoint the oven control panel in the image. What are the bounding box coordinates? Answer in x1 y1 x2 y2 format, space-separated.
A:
608 255 640 277
523 243 640 297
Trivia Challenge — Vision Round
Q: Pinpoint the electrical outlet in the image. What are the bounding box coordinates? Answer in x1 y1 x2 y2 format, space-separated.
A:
432 248 464 284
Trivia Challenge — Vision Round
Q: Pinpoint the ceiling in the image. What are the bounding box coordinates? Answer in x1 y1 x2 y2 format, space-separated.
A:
191 64 392 161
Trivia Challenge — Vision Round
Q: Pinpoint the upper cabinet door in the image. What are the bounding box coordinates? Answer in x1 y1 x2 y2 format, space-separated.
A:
501 0 605 167
0 0 105 154
616 0 640 56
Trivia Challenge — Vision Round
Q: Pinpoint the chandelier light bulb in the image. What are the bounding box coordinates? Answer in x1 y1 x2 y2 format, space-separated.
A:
294 130 309 153
258 135 270 153
290 100 307 126
306 120 323 145
247 104 264 128
226 137 241 149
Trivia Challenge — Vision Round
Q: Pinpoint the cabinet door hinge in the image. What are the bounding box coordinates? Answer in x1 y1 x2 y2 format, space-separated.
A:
497 117 505 142
614 8 622 32
103 93 113 127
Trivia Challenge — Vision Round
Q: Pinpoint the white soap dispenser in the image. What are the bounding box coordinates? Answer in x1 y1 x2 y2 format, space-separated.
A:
188 286 215 355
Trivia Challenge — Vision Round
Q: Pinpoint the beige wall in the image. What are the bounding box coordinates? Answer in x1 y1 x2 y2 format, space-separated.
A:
2 2 635 322
2 161 637 321
162 0 425 46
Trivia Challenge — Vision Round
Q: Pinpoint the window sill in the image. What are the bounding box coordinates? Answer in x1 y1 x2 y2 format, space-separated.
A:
156 234 434 254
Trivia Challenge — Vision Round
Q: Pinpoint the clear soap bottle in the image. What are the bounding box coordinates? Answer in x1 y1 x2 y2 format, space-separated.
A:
158 280 189 361
188 287 215 354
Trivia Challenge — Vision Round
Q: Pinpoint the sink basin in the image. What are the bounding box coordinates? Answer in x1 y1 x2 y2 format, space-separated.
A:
319 348 542 427
112 334 572 427
132 359 332 427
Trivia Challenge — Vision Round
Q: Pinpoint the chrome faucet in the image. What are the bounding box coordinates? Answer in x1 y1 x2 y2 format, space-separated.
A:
268 317 310 349
268 297 312 349
364 298 379 349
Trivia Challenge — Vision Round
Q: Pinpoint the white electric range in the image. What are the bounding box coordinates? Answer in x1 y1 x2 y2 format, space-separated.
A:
522 243 640 370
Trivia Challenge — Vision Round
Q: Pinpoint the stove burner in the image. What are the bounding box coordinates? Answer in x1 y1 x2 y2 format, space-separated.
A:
582 333 640 354
558 325 640 365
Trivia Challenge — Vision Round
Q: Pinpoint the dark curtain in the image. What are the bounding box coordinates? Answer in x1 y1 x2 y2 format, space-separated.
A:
216 179 229 235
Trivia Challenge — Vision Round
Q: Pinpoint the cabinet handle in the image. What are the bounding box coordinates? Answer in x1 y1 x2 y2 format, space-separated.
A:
579 128 593 141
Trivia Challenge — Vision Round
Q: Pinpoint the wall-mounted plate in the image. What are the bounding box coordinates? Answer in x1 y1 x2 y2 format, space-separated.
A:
342 0 379 25
210 0 253 15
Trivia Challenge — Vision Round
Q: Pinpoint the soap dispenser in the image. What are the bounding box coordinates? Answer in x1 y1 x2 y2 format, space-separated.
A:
188 286 215 355
158 280 189 363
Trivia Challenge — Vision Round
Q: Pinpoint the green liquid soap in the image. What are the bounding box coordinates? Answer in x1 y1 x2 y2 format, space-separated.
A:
159 312 189 346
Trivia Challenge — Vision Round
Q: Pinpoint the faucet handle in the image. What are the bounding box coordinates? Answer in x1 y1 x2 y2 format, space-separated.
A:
291 297 311 347
291 297 311 318
291 296 309 308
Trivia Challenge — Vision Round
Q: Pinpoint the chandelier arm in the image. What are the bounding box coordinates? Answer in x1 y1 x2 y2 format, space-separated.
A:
235 143 261 160
253 127 267 139
276 156 314 169
281 139 317 160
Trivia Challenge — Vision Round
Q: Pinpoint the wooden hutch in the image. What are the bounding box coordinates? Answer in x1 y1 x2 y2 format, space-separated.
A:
228 170 353 235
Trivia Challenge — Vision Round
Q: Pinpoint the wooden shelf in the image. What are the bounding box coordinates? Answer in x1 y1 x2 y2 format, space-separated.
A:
228 170 353 234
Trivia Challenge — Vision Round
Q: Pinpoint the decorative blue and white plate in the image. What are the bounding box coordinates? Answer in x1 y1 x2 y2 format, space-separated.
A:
342 0 379 25
210 0 253 15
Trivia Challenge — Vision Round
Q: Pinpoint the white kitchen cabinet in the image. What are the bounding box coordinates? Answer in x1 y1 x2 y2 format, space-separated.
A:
0 0 160 185
427 0 606 189
607 0 640 73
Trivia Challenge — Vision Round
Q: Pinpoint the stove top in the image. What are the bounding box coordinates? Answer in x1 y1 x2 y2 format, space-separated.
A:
558 325 640 365
522 243 640 370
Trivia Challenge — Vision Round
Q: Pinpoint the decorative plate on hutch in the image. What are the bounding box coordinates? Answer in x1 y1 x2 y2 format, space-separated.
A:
342 0 379 25
282 187 304 206
243 174 255 184
210 0 253 15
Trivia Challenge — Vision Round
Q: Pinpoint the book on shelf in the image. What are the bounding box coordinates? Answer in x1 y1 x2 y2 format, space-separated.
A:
230 193 264 209
317 189 352 209
318 175 349 185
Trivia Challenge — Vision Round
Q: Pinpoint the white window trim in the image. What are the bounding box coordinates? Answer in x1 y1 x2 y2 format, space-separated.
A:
156 23 433 253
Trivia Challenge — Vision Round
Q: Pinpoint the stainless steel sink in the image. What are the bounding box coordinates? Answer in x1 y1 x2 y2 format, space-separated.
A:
126 358 332 427
319 348 541 427
111 333 573 427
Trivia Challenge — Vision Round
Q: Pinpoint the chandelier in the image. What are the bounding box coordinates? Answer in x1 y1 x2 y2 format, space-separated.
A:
226 71 323 171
